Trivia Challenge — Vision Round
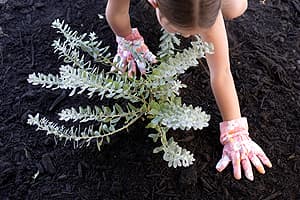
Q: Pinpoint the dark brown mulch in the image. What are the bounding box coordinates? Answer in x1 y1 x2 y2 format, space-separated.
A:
0 0 299 199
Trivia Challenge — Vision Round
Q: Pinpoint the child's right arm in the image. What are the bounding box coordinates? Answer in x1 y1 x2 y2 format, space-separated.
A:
105 0 157 77
105 0 132 37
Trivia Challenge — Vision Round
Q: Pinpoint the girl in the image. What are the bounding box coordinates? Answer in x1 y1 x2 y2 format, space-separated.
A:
105 0 272 181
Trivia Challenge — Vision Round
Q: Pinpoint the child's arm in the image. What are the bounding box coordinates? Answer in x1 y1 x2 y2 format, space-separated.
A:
201 11 241 121
105 0 132 37
105 0 157 76
201 11 272 181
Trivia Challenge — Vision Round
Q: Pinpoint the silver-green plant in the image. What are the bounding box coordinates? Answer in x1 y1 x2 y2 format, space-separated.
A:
27 17 214 168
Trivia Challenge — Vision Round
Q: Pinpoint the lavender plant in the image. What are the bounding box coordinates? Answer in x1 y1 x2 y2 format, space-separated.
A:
27 17 214 168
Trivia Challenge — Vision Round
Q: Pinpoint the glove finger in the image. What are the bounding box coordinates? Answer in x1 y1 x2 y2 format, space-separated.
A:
127 59 136 78
121 53 132 73
144 50 157 63
113 54 127 73
257 152 272 168
134 44 157 64
253 143 272 168
249 153 265 174
112 54 121 72
135 59 146 75
232 152 241 180
241 157 254 181
216 154 231 172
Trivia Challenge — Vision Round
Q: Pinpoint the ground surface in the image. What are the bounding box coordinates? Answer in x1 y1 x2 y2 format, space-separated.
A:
0 0 299 199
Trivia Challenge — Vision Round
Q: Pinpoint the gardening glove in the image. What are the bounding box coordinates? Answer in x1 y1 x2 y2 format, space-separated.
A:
216 117 272 181
112 28 157 77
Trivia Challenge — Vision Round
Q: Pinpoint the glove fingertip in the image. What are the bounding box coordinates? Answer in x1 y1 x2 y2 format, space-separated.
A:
234 174 242 180
128 71 133 78
152 58 158 64
234 168 242 180
264 158 273 168
257 166 266 174
216 164 223 172
150 55 157 63
140 70 146 75
257 153 272 168
267 162 272 168
110 66 116 72
246 173 254 181
216 158 230 172
144 51 157 64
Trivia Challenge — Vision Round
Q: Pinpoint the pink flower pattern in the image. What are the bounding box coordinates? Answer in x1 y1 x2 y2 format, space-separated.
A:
112 28 157 77
216 117 272 181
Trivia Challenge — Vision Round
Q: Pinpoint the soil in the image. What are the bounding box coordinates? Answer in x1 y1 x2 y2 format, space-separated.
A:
0 0 299 199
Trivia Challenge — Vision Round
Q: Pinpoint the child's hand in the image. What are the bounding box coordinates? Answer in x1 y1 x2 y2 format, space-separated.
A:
112 28 157 77
216 117 272 181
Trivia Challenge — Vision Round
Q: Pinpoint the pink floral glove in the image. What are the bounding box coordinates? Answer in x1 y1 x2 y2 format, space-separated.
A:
216 117 272 181
112 28 157 77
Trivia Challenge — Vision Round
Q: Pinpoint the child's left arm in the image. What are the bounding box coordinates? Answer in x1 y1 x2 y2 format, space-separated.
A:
201 11 272 181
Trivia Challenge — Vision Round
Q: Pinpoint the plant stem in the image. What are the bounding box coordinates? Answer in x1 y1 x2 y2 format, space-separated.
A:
75 112 145 139
158 125 168 148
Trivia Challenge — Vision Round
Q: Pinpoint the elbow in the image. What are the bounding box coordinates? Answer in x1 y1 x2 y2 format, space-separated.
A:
105 3 119 25
222 0 248 20
105 6 114 24
105 2 128 22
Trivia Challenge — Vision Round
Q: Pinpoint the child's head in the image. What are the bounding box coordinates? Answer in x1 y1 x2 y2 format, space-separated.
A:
148 0 221 37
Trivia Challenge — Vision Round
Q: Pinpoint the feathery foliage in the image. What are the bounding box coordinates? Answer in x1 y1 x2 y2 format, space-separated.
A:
27 17 214 168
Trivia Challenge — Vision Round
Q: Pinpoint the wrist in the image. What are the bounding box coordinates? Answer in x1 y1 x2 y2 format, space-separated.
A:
124 28 142 41
117 28 142 40
116 28 144 47
219 117 249 144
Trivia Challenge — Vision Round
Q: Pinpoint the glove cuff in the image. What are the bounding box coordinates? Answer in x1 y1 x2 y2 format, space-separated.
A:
124 28 142 41
219 117 249 145
116 28 143 44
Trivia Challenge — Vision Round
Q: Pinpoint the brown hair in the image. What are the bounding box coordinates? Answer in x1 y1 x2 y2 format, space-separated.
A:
156 0 221 28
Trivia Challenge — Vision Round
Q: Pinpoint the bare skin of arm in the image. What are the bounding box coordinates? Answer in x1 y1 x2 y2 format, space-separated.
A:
201 11 241 121
105 0 132 37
